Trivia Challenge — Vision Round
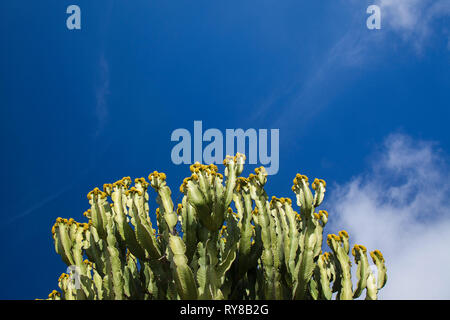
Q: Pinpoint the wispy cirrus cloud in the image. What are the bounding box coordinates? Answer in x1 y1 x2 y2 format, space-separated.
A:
265 1 448 138
6 55 112 226
93 2 115 138
95 53 110 137
377 0 450 51
328 133 450 299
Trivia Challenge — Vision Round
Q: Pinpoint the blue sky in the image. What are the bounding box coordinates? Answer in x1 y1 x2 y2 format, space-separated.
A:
0 1 449 299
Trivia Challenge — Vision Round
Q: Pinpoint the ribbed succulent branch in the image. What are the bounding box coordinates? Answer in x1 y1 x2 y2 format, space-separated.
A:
44 153 387 300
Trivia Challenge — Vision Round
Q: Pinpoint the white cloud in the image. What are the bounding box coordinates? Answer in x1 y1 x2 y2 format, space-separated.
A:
328 133 450 299
256 1 449 137
379 0 423 30
378 0 450 50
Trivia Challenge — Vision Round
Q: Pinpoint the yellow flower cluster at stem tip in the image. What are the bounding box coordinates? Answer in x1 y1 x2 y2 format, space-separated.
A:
338 230 349 239
125 187 143 196
87 187 107 200
291 173 309 191
270 196 293 206
235 177 248 192
103 183 112 195
352 244 367 257
149 171 166 181
58 273 69 281
311 178 326 190
313 210 329 220
179 175 196 193
111 177 131 189
220 225 227 237
83 259 93 267
190 162 219 174
135 177 148 184
222 153 246 165
48 290 60 298
321 252 331 261
327 233 341 245
51 217 90 235
370 249 385 262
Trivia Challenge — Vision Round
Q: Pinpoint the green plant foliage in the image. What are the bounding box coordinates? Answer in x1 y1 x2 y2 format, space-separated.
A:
44 154 387 300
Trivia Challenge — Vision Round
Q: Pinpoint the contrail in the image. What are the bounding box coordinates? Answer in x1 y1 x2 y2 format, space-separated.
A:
5 139 114 227
5 184 74 226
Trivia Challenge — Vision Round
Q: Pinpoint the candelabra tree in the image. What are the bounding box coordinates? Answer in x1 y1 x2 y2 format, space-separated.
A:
44 154 387 300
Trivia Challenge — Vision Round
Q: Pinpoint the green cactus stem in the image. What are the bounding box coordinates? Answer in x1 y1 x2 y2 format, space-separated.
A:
45 153 387 300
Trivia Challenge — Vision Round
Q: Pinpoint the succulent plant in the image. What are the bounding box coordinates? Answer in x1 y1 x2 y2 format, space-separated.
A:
44 153 386 300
